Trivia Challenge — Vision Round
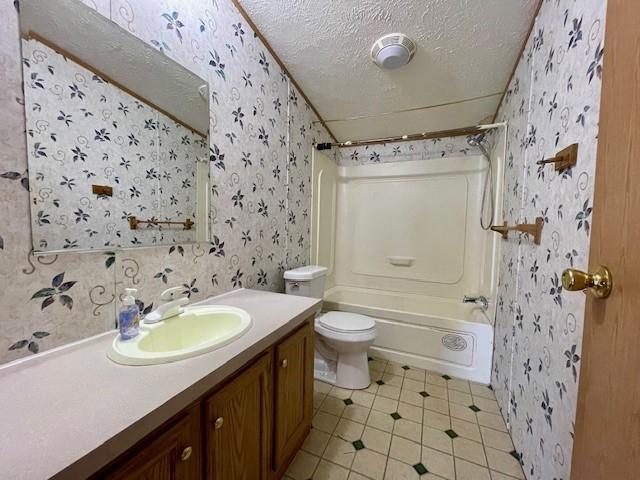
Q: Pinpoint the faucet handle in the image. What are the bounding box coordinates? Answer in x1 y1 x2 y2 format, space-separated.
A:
160 286 186 302
144 296 190 324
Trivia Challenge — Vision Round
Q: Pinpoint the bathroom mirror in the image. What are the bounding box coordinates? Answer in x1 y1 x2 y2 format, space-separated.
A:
19 0 210 253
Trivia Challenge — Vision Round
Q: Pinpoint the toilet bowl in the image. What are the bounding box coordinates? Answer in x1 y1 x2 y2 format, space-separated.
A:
284 265 377 390
314 311 376 389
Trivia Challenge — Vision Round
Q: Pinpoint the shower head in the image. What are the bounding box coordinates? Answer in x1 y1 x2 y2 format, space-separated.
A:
469 131 494 231
468 134 490 159
467 133 487 148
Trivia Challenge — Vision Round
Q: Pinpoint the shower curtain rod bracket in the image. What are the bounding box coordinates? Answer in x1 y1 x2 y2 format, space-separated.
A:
315 142 333 151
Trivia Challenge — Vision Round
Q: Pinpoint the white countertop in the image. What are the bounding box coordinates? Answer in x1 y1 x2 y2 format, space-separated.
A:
0 289 321 479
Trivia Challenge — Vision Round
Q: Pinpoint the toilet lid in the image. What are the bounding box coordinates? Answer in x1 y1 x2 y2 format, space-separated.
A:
319 311 376 333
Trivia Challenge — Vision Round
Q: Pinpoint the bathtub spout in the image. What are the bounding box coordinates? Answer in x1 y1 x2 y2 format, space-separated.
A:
463 295 489 311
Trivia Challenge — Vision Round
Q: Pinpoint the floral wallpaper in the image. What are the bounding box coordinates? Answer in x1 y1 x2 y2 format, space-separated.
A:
22 38 206 251
0 0 332 363
491 1 607 479
338 135 484 166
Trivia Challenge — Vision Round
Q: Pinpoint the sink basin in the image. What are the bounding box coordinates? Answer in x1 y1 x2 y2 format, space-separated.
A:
108 305 252 365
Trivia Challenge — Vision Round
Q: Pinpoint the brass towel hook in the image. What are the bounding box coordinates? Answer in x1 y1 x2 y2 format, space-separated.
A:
490 217 544 245
536 143 578 172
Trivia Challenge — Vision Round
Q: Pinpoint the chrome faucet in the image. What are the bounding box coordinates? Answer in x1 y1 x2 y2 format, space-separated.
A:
144 286 189 324
462 295 489 311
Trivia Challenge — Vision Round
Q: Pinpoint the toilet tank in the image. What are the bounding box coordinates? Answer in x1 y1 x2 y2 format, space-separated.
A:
284 266 328 298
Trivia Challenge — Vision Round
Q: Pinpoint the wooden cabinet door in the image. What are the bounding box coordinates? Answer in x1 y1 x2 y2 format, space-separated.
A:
105 406 201 480
205 353 272 480
273 320 314 473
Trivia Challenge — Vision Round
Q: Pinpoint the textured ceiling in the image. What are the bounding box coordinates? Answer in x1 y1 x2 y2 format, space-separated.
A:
239 0 539 142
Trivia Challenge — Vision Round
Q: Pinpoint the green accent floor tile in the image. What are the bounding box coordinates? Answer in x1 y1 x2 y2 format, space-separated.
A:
413 463 429 475
352 439 365 450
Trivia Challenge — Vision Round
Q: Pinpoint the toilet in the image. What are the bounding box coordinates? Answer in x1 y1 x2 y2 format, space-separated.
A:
284 266 377 390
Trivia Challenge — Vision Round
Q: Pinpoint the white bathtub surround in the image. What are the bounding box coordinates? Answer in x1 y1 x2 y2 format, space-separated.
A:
324 287 494 384
330 157 499 298
284 357 524 480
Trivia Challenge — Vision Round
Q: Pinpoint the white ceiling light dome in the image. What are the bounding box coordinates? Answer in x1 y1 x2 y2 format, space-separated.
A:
371 33 417 69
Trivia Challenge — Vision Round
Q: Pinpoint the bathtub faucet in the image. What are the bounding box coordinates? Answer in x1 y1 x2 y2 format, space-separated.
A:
462 295 489 311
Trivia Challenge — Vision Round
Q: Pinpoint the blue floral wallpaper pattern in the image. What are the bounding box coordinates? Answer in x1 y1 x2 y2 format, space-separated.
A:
0 0 332 363
338 135 484 166
491 1 606 479
22 38 206 251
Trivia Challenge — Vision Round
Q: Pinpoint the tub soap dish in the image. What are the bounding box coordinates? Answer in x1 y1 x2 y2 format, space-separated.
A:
387 256 415 266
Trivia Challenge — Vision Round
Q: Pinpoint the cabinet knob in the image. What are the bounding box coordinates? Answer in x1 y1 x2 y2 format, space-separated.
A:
181 446 192 461
214 417 224 429
281 359 288 368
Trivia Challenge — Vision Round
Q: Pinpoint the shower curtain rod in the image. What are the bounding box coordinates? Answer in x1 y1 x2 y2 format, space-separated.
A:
314 123 504 150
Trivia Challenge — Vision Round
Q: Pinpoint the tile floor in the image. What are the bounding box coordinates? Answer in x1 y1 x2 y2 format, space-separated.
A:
285 357 524 480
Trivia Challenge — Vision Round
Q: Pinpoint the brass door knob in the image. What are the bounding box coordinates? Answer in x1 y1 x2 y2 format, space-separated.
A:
181 446 193 461
561 265 613 299
281 359 288 368
214 417 224 429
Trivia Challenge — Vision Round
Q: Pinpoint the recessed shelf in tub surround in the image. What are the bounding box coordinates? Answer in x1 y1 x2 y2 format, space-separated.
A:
0 289 321 480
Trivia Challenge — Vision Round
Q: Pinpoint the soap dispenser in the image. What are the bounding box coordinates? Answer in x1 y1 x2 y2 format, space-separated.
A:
119 288 140 340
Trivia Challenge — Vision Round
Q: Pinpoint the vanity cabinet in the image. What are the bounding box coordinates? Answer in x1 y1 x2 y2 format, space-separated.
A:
104 405 201 480
273 320 314 476
205 352 272 480
101 318 313 480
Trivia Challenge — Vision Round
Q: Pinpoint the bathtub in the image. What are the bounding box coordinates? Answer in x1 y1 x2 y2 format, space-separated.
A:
323 286 493 384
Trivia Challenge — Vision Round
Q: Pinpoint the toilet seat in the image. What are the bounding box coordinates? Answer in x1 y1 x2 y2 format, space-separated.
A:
319 311 376 333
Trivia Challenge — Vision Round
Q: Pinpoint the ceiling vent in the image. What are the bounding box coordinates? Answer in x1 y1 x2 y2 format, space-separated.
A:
371 33 416 69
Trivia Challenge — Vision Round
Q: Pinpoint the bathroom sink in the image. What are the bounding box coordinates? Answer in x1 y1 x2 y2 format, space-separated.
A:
108 305 252 365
